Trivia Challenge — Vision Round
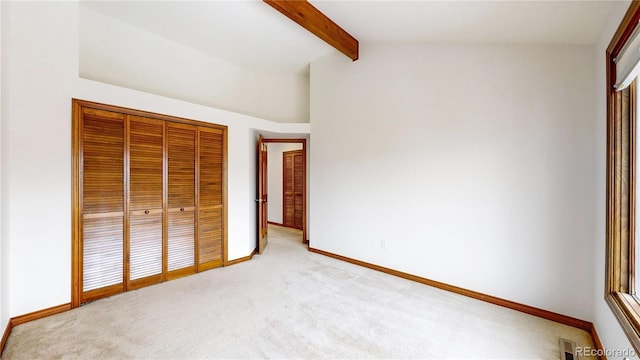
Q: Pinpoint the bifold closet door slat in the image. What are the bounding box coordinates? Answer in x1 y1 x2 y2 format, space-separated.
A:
167 123 196 279
198 128 224 270
127 115 165 288
283 153 294 226
293 152 304 229
80 108 125 301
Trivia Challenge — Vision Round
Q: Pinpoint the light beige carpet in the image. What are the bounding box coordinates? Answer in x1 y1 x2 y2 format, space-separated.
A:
3 225 596 359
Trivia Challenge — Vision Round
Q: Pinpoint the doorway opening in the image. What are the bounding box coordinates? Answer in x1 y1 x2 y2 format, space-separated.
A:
257 138 307 253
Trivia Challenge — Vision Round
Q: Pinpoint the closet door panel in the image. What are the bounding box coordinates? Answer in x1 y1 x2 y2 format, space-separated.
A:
167 123 196 277
128 116 164 288
293 153 304 229
283 153 294 227
198 128 224 270
80 108 125 301
282 150 303 230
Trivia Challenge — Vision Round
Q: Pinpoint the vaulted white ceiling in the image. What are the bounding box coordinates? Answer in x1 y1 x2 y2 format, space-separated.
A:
81 1 334 74
313 1 613 45
81 0 614 74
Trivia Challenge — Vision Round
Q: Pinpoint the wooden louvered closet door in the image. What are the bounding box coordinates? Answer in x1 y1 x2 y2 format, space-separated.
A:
127 116 165 290
283 150 303 229
293 153 303 229
167 123 196 279
80 108 125 302
284 154 294 226
73 100 227 307
198 128 224 270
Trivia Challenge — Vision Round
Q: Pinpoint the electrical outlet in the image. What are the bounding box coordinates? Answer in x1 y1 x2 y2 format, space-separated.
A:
381 239 386 249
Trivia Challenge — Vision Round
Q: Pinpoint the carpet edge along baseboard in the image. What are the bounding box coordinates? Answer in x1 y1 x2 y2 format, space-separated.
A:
0 249 607 359
307 248 600 337
1 321 10 356
225 248 257 266
1 303 72 356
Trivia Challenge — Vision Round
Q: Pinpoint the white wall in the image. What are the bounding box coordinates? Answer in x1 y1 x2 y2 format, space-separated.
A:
267 143 303 224
80 6 309 124
2 1 309 318
593 1 640 358
310 43 596 320
5 0 77 320
0 0 8 336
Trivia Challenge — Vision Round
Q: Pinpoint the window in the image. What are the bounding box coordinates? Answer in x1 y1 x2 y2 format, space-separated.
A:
606 2 640 352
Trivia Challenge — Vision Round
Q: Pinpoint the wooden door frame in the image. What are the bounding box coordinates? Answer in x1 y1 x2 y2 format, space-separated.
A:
262 138 308 244
257 136 268 254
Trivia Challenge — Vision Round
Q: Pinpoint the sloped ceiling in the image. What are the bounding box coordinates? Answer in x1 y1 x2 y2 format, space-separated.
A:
81 1 334 75
312 1 613 45
81 0 614 75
